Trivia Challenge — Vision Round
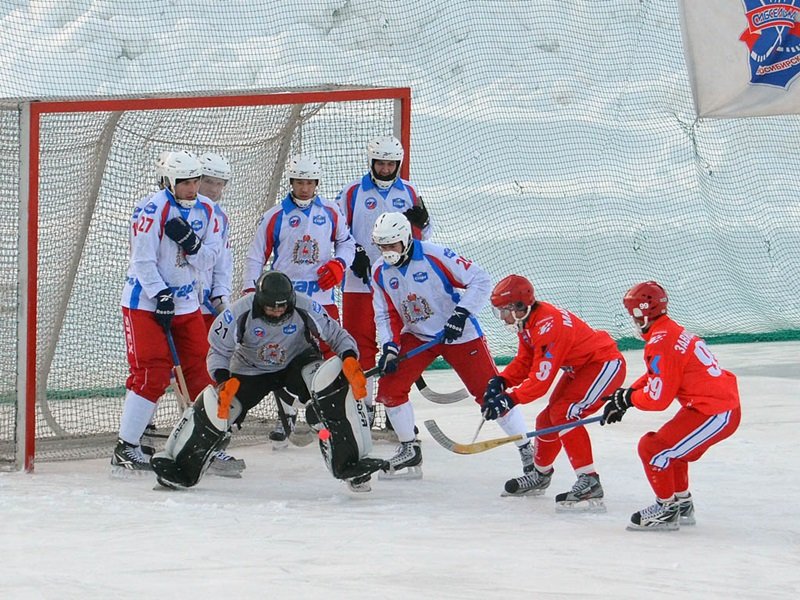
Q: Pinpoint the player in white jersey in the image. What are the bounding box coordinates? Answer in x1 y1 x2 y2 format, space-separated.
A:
151 271 387 492
242 155 355 443
369 213 529 478
114 150 223 474
336 135 432 417
197 152 234 328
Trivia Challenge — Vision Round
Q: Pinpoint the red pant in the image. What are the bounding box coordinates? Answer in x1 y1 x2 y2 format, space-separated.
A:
375 333 497 407
638 405 741 499
533 359 625 472
123 307 212 402
342 292 401 370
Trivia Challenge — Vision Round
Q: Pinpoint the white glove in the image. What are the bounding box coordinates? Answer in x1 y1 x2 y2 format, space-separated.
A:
211 295 230 314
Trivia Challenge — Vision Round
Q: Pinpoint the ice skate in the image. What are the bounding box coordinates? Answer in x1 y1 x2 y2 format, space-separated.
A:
518 442 534 473
676 493 696 526
207 450 246 478
502 467 553 497
379 440 422 480
269 414 296 450
346 473 373 493
110 439 152 478
554 473 606 513
627 499 680 531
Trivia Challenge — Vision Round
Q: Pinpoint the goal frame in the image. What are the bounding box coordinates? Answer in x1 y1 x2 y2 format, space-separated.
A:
15 86 412 471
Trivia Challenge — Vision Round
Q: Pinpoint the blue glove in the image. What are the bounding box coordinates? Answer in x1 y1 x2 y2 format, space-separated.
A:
378 342 400 374
601 388 633 425
442 307 470 343
165 217 201 255
483 375 505 401
481 392 514 421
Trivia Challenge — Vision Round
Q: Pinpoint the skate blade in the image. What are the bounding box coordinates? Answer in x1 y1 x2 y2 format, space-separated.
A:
271 439 289 451
346 481 373 493
110 466 152 479
206 467 243 479
626 520 680 532
378 465 422 480
679 515 696 526
500 488 546 498
153 478 188 491
555 498 607 513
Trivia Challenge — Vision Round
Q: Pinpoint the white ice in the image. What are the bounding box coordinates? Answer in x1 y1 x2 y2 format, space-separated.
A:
1 341 798 599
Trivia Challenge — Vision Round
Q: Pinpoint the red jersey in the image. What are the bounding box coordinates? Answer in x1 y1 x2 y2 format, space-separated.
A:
501 301 622 404
630 315 740 415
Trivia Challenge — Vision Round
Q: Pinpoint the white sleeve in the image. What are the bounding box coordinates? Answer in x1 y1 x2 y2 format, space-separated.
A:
242 212 270 292
371 265 397 347
211 207 233 299
430 244 491 316
332 205 356 267
129 204 168 299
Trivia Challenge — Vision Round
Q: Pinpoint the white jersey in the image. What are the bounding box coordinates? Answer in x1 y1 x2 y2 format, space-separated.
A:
242 194 355 306
199 201 233 316
371 240 491 347
207 294 358 376
122 189 222 314
337 174 432 294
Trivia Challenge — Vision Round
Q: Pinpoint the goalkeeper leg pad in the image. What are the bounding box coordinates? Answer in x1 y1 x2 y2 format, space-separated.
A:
152 385 233 489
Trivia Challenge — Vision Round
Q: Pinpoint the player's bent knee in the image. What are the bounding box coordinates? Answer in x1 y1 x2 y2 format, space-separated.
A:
637 431 661 461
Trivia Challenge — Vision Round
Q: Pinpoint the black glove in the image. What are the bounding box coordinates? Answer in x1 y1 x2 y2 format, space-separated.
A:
442 307 470 342
154 288 175 330
404 201 430 229
164 217 201 255
481 392 514 421
601 388 633 425
350 244 371 285
214 369 231 384
483 375 506 401
378 342 400 374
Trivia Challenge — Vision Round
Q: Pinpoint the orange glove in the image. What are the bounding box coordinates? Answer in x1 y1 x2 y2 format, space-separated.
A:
217 377 240 420
342 356 368 401
317 259 345 291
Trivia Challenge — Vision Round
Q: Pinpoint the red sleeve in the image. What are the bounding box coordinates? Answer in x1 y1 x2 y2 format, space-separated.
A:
630 337 683 411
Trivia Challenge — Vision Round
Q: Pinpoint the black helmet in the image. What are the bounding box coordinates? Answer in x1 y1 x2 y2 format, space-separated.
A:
254 271 296 323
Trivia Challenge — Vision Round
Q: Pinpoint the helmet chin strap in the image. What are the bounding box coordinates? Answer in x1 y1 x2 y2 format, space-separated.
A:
291 192 313 209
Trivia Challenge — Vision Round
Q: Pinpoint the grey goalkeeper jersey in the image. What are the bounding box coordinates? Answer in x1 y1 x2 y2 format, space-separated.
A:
207 294 357 376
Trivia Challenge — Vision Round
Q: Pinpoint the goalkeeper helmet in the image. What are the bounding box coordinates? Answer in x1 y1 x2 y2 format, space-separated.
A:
372 212 412 266
491 275 535 333
254 271 296 324
367 135 403 190
623 281 668 333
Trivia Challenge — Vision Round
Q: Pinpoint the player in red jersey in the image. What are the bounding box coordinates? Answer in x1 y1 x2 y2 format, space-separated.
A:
482 274 626 509
601 281 741 531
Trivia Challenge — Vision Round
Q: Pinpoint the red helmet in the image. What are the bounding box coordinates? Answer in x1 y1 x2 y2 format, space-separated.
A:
491 275 535 309
623 281 668 329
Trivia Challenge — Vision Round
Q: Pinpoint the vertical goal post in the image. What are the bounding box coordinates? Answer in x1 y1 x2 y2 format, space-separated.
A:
11 86 411 472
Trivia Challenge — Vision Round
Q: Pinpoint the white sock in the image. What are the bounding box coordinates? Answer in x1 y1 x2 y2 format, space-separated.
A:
497 405 528 441
384 402 417 442
119 391 158 445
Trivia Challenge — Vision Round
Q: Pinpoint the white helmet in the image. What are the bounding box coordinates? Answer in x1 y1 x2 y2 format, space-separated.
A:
199 152 232 181
372 212 412 265
162 150 203 207
286 154 321 208
155 151 172 189
367 135 403 189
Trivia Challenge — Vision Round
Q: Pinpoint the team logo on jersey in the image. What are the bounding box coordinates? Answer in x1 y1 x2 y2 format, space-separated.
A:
313 215 326 226
288 215 301 228
365 197 378 210
223 310 234 324
253 327 266 338
283 323 297 335
740 1 800 88
259 342 286 365
144 202 157 215
443 248 456 258
401 293 433 323
389 277 400 290
292 234 320 264
392 198 406 209
648 331 667 346
537 317 554 335
413 271 428 283
191 219 202 231
132 207 143 220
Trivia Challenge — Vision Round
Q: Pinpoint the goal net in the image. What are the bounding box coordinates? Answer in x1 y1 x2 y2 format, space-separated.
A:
0 87 409 470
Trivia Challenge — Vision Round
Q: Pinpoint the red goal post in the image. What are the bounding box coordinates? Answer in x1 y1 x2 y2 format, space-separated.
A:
6 86 411 471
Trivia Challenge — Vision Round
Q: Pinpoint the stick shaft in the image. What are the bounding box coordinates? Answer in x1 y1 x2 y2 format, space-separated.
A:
165 329 191 410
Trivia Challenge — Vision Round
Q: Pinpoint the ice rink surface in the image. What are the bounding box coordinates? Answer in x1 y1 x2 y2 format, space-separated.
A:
1 341 798 600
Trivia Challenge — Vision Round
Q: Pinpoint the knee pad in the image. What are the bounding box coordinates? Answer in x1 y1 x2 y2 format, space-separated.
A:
151 385 231 488
309 356 372 480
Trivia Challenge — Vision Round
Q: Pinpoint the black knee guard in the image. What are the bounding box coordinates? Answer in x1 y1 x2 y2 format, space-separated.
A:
152 385 232 489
